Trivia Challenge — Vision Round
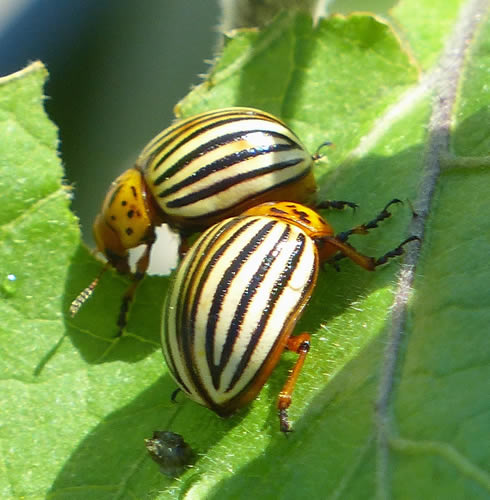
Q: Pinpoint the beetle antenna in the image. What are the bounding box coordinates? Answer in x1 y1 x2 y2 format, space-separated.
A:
312 141 334 161
70 264 109 317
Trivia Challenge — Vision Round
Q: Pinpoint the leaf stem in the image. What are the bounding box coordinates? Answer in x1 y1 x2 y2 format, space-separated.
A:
374 0 490 498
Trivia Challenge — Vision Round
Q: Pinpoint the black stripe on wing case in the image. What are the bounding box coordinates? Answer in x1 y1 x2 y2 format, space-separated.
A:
163 219 235 399
142 111 242 170
179 218 258 406
156 139 299 197
213 225 293 390
164 157 305 208
226 232 308 392
150 115 275 179
204 220 281 389
151 125 297 187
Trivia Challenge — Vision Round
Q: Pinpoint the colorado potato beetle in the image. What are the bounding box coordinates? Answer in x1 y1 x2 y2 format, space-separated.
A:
71 107 321 332
162 200 418 432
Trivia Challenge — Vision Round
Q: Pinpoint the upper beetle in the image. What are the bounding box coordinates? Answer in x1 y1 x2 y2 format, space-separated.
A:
71 107 321 330
94 107 318 273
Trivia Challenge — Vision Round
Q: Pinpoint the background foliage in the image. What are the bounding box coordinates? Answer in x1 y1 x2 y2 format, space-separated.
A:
0 1 489 498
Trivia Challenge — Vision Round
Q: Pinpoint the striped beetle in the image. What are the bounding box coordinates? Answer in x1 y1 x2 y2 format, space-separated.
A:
162 200 417 432
71 108 320 331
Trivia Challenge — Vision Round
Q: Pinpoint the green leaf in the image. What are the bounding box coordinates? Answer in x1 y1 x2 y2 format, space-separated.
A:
2 3 489 498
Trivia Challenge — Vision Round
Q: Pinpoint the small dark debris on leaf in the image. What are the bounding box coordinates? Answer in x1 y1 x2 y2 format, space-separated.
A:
145 430 195 477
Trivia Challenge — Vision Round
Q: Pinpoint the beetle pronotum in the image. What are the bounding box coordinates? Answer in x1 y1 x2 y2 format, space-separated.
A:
71 107 332 334
162 200 418 432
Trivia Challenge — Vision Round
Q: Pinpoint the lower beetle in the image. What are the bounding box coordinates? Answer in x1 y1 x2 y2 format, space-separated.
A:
161 200 417 432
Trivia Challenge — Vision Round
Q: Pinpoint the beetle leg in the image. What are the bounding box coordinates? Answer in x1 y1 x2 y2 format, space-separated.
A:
178 234 192 258
321 200 420 271
326 253 345 272
322 233 419 272
335 199 402 242
171 388 182 403
316 200 358 212
373 236 420 267
278 333 311 433
116 241 153 337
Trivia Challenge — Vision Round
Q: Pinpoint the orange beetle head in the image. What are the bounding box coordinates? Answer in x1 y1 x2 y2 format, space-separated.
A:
93 168 155 274
93 213 130 274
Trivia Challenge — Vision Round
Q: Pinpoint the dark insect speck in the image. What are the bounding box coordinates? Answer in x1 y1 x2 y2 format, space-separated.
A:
145 430 195 477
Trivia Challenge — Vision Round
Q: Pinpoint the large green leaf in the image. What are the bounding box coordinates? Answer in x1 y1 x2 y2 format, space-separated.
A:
1 3 489 499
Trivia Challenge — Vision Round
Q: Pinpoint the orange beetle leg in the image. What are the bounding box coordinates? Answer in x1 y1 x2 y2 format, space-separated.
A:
278 333 311 433
326 235 419 272
321 238 376 271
